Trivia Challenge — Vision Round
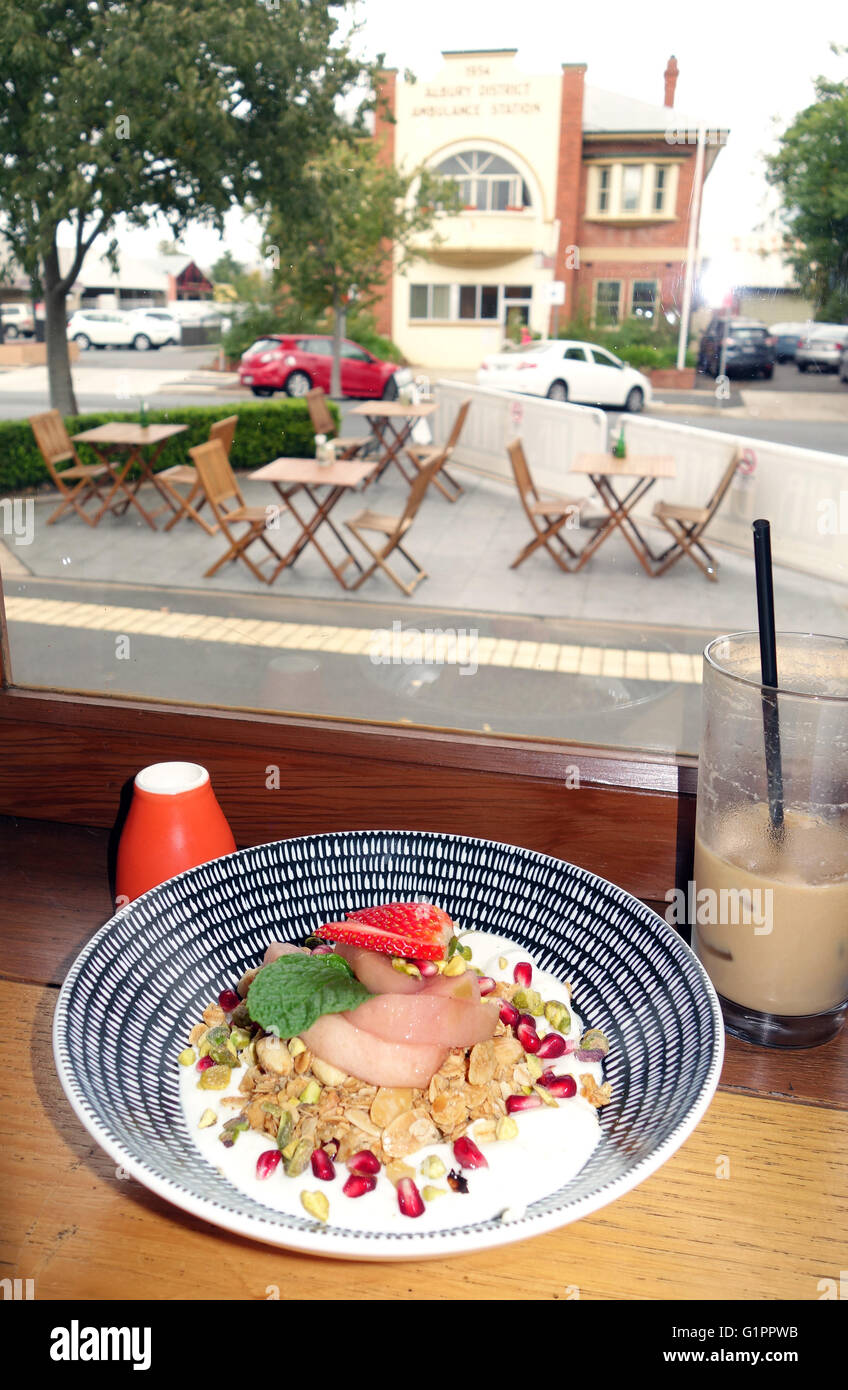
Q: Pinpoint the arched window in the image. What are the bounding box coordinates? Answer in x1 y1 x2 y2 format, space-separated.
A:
435 150 531 212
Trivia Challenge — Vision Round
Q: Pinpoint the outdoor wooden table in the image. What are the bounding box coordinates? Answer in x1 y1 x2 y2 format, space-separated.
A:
349 400 438 485
71 423 187 531
571 452 676 576
249 455 378 587
2 813 846 1302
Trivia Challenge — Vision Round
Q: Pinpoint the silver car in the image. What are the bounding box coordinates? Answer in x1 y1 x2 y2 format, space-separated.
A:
796 324 847 372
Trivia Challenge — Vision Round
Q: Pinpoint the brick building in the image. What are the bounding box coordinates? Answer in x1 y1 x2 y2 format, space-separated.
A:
372 50 727 368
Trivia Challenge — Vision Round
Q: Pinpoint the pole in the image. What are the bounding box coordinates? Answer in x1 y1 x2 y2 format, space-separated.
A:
676 124 706 371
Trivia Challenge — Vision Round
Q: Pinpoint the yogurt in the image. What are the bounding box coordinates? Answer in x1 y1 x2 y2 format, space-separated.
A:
179 930 605 1231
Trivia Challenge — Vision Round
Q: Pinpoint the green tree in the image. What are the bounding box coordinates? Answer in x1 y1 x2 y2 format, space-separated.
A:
211 251 246 287
0 0 367 413
267 138 456 396
766 48 848 320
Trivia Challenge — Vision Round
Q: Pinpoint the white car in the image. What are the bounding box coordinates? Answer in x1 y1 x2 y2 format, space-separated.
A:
477 339 652 412
66 308 178 351
125 308 181 346
1 303 36 338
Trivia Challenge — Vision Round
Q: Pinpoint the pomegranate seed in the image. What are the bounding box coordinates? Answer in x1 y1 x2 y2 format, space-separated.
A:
196 1055 214 1072
413 958 439 977
506 1093 543 1113
346 1149 380 1175
516 1019 541 1053
543 1075 577 1099
311 944 335 955
324 1137 341 1159
537 1032 567 1059
397 1177 425 1218
311 1147 336 1181
453 1136 489 1170
518 1012 536 1029
343 1174 377 1198
218 989 240 1013
499 1000 520 1027
256 1149 281 1180
477 976 496 996
514 961 533 988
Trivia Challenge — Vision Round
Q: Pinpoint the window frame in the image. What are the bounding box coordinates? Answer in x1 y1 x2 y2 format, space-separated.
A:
436 149 531 213
593 279 623 327
409 284 506 324
630 279 660 320
587 159 678 220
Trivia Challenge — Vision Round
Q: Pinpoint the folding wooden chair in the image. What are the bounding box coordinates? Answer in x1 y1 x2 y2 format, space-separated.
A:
507 438 600 572
306 388 365 460
404 398 469 502
189 438 288 584
651 449 742 581
29 410 113 526
162 415 238 535
345 449 446 596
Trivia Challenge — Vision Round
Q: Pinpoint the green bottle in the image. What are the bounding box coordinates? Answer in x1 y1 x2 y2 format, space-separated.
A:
613 425 626 459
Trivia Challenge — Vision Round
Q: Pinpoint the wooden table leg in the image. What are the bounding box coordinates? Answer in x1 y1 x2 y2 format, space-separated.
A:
590 476 660 576
367 417 416 485
268 484 364 587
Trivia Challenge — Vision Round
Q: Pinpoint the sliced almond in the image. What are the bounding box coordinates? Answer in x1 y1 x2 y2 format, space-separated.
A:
370 1087 415 1129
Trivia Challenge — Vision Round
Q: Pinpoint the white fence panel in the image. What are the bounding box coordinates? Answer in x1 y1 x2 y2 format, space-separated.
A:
431 382 848 583
433 380 606 497
620 415 848 583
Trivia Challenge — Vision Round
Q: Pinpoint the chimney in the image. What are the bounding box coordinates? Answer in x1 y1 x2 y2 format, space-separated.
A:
664 55 679 108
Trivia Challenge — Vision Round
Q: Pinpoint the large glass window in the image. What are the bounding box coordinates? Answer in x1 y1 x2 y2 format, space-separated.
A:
1 35 837 772
436 150 530 211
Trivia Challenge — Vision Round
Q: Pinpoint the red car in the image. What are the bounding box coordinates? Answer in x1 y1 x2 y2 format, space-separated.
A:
238 334 401 399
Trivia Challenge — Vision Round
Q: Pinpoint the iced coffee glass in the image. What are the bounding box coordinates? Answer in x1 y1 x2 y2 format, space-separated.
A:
693 632 848 1048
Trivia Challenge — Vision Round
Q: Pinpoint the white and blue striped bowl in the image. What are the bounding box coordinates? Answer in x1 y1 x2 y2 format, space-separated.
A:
53 830 724 1260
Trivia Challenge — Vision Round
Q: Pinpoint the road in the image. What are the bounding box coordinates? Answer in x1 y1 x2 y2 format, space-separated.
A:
2 349 847 454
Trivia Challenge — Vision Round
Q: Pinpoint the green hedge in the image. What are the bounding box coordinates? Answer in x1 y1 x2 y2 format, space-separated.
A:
0 399 339 493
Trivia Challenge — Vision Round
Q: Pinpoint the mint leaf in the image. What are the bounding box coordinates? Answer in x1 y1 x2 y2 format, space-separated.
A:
322 952 354 977
246 953 372 1038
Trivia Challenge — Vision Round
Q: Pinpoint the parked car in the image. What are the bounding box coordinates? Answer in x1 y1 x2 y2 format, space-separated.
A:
238 334 402 398
795 324 847 373
696 317 775 378
125 308 181 345
476 339 652 411
66 308 177 351
1 303 35 339
769 322 808 363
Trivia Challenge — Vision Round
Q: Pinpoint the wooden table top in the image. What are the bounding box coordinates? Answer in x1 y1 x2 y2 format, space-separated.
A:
72 423 187 445
350 401 437 419
2 814 846 1302
250 457 377 488
573 452 676 480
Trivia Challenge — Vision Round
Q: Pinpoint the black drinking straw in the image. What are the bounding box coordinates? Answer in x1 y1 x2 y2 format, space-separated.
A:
752 519 784 838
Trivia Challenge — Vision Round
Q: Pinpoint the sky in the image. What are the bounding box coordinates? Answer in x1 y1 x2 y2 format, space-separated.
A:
109 0 847 274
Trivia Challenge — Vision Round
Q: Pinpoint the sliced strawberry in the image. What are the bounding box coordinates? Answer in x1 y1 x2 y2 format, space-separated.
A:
314 902 455 961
